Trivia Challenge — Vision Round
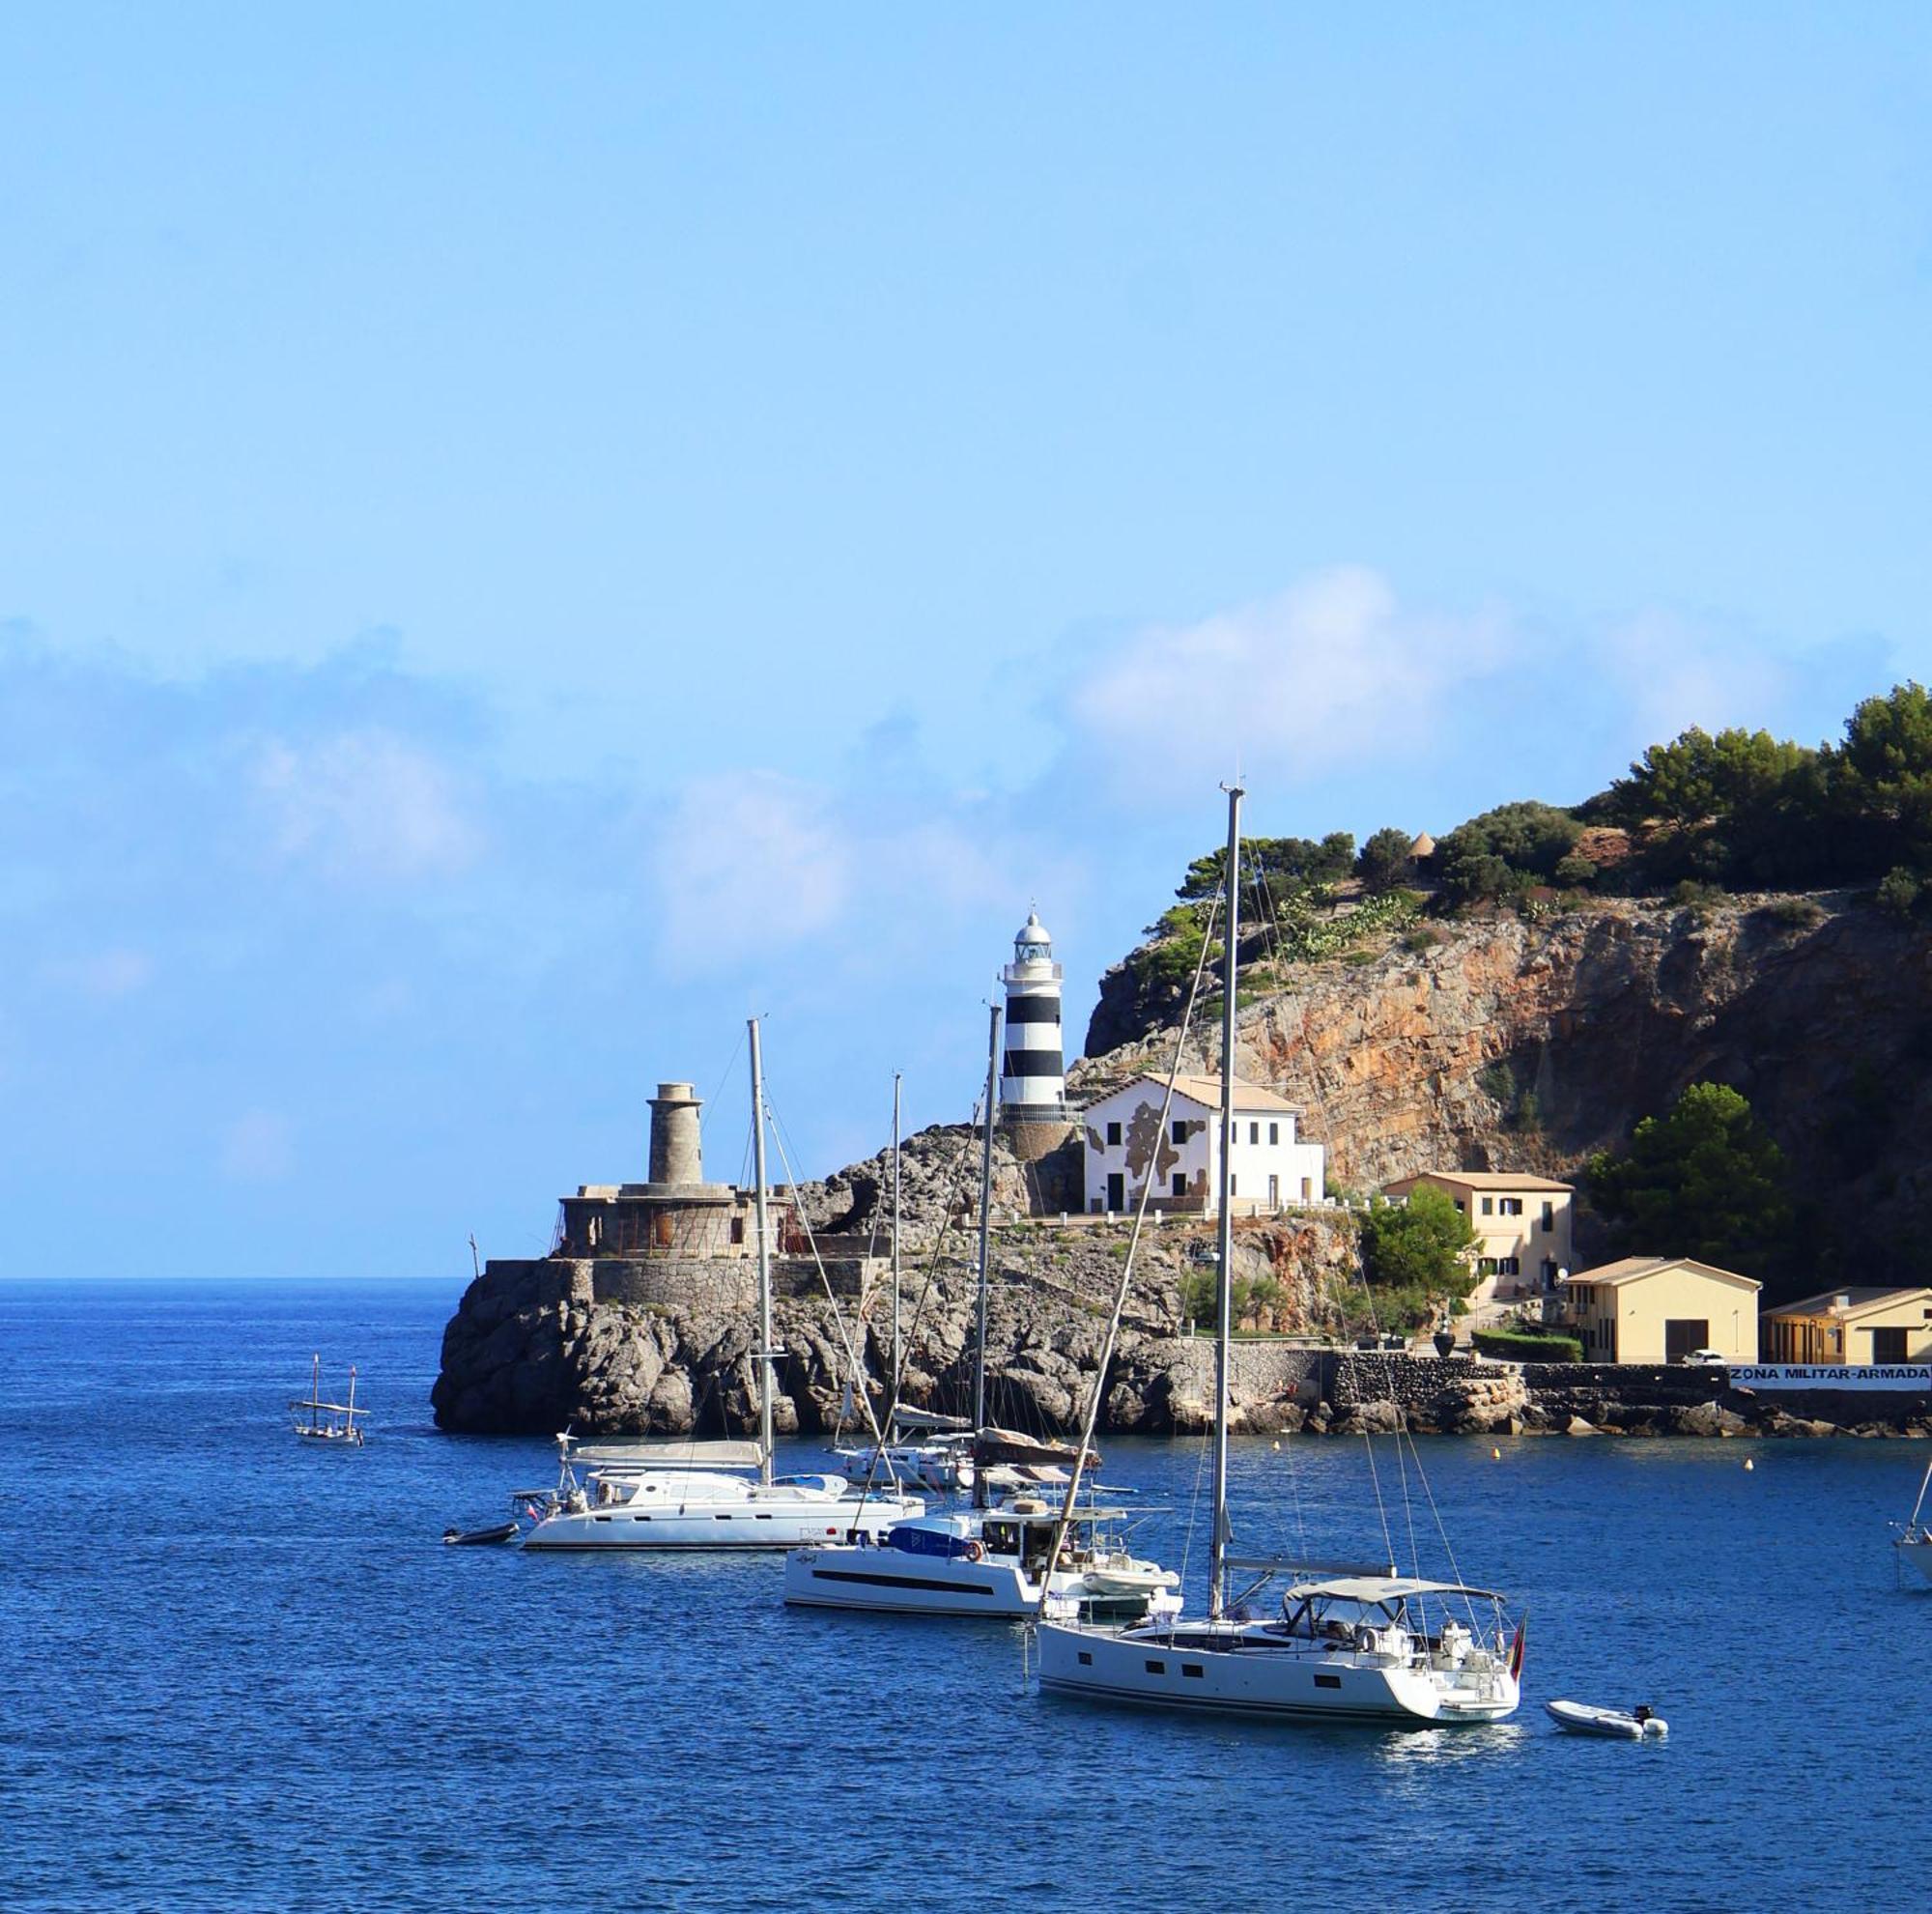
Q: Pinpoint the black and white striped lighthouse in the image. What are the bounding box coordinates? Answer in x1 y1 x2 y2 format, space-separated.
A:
999 910 1067 1119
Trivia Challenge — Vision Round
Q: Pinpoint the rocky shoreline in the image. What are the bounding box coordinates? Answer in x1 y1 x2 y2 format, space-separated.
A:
432 1223 1932 1441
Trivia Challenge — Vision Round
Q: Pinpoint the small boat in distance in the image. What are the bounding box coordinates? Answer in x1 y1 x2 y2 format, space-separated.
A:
1547 1699 1667 1739
290 1356 368 1446
1892 1454 1932 1585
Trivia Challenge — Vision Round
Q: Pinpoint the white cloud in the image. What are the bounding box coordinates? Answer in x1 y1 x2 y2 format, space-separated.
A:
250 728 481 881
1063 565 1517 801
652 773 855 972
219 1108 294 1181
649 773 1075 981
1589 609 1796 747
43 949 153 999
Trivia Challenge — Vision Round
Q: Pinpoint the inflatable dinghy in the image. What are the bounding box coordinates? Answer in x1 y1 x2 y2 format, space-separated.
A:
443 1521 521 1547
1546 1699 1667 1739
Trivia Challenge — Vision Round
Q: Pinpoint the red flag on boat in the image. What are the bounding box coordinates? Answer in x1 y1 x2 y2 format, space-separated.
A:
1508 1615 1527 1680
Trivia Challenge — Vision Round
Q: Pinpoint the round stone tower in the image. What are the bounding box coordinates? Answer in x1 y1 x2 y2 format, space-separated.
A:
646 1081 703 1187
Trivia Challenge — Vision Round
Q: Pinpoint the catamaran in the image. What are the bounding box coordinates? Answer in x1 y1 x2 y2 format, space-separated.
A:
290 1356 367 1446
519 1019 923 1552
1033 782 1523 1726
786 1002 1179 1620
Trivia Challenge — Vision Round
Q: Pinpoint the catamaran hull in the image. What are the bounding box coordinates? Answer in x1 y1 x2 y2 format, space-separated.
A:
783 1548 1177 1620
524 1500 920 1551
1035 1624 1519 1726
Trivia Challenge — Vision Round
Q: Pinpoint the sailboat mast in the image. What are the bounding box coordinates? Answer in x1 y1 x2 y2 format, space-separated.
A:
310 1353 321 1436
749 1015 775 1487
891 1071 903 1404
973 1002 1002 1449
1209 782 1243 1620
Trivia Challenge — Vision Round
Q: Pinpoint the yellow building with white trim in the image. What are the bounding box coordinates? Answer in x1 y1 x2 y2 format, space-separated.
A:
1760 1287 1932 1364
1558 1256 1761 1364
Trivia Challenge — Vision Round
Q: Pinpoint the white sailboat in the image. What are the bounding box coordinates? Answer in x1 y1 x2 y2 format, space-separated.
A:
1034 783 1523 1726
520 1018 923 1552
1893 1454 1932 1585
290 1356 367 1446
786 1001 1179 1621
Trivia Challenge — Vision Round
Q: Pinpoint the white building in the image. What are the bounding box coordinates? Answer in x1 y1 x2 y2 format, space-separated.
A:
1082 1073 1325 1216
1000 910 1066 1118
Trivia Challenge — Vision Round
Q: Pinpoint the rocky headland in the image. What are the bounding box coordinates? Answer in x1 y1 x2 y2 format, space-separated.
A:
434 888 1932 1440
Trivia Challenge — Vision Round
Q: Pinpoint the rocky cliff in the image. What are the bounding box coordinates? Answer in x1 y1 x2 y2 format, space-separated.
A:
431 1212 1358 1437
1081 890 1932 1283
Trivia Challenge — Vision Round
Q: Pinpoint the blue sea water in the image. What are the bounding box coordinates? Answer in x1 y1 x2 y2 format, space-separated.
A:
3 1277 1926 1913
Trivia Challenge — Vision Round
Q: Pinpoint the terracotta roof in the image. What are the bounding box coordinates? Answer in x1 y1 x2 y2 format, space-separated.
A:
1763 1284 1932 1320
1383 1170 1574 1193
1562 1255 1761 1293
1115 1072 1303 1115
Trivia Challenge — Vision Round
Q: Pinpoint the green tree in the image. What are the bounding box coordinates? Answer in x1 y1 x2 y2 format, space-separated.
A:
1586 1081 1794 1280
1177 833 1357 902
1606 726 1813 826
1357 826 1416 891
1830 682 1932 863
1358 1185 1480 1303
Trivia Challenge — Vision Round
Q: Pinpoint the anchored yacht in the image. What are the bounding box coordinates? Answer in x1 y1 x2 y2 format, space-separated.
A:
784 1495 1179 1620
521 1435 919 1551
1034 783 1523 1728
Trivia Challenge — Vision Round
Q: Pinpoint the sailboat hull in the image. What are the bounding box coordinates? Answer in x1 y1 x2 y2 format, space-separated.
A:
523 1475 922 1552
1036 1621 1519 1726
1900 1538 1932 1585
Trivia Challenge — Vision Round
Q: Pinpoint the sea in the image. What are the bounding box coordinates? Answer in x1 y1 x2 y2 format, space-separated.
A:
3 1277 1924 1913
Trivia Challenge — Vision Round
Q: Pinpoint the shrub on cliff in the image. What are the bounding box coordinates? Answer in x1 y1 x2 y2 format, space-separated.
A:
1356 826 1417 891
1585 1082 1795 1284
1434 802 1583 909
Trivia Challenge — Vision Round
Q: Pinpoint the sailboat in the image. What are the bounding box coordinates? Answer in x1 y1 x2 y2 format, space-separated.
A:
783 1004 1180 1621
519 1017 923 1552
1034 783 1523 1725
290 1356 368 1445
1893 1455 1932 1585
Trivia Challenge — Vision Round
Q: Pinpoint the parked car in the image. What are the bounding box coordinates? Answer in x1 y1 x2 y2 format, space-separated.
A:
1678 1348 1728 1367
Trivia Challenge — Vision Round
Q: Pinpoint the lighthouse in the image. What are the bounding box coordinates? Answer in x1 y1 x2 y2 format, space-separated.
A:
1000 910 1067 1119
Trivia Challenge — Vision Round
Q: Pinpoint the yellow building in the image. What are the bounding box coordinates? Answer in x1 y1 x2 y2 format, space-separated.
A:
1558 1256 1761 1364
1381 1170 1574 1309
1760 1287 1932 1364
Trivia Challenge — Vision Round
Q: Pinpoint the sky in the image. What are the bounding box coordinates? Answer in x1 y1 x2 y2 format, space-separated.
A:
4 4 1930 1276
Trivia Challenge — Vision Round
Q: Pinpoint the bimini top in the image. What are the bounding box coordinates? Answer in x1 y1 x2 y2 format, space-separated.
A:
1287 1576 1506 1606
565 1438 764 1471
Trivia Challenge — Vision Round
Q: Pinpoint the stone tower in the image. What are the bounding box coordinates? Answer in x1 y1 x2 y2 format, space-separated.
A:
647 1081 703 1187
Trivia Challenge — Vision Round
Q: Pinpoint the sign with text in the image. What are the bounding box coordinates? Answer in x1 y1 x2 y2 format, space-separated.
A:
1729 1364 1932 1392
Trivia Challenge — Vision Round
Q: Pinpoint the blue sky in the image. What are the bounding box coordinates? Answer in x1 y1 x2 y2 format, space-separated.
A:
4 5 1928 1276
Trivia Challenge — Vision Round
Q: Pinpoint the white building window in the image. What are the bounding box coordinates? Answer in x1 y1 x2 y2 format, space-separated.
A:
1498 1197 1523 1216
1249 1122 1260 1144
1106 1121 1122 1146
1268 1122 1279 1145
